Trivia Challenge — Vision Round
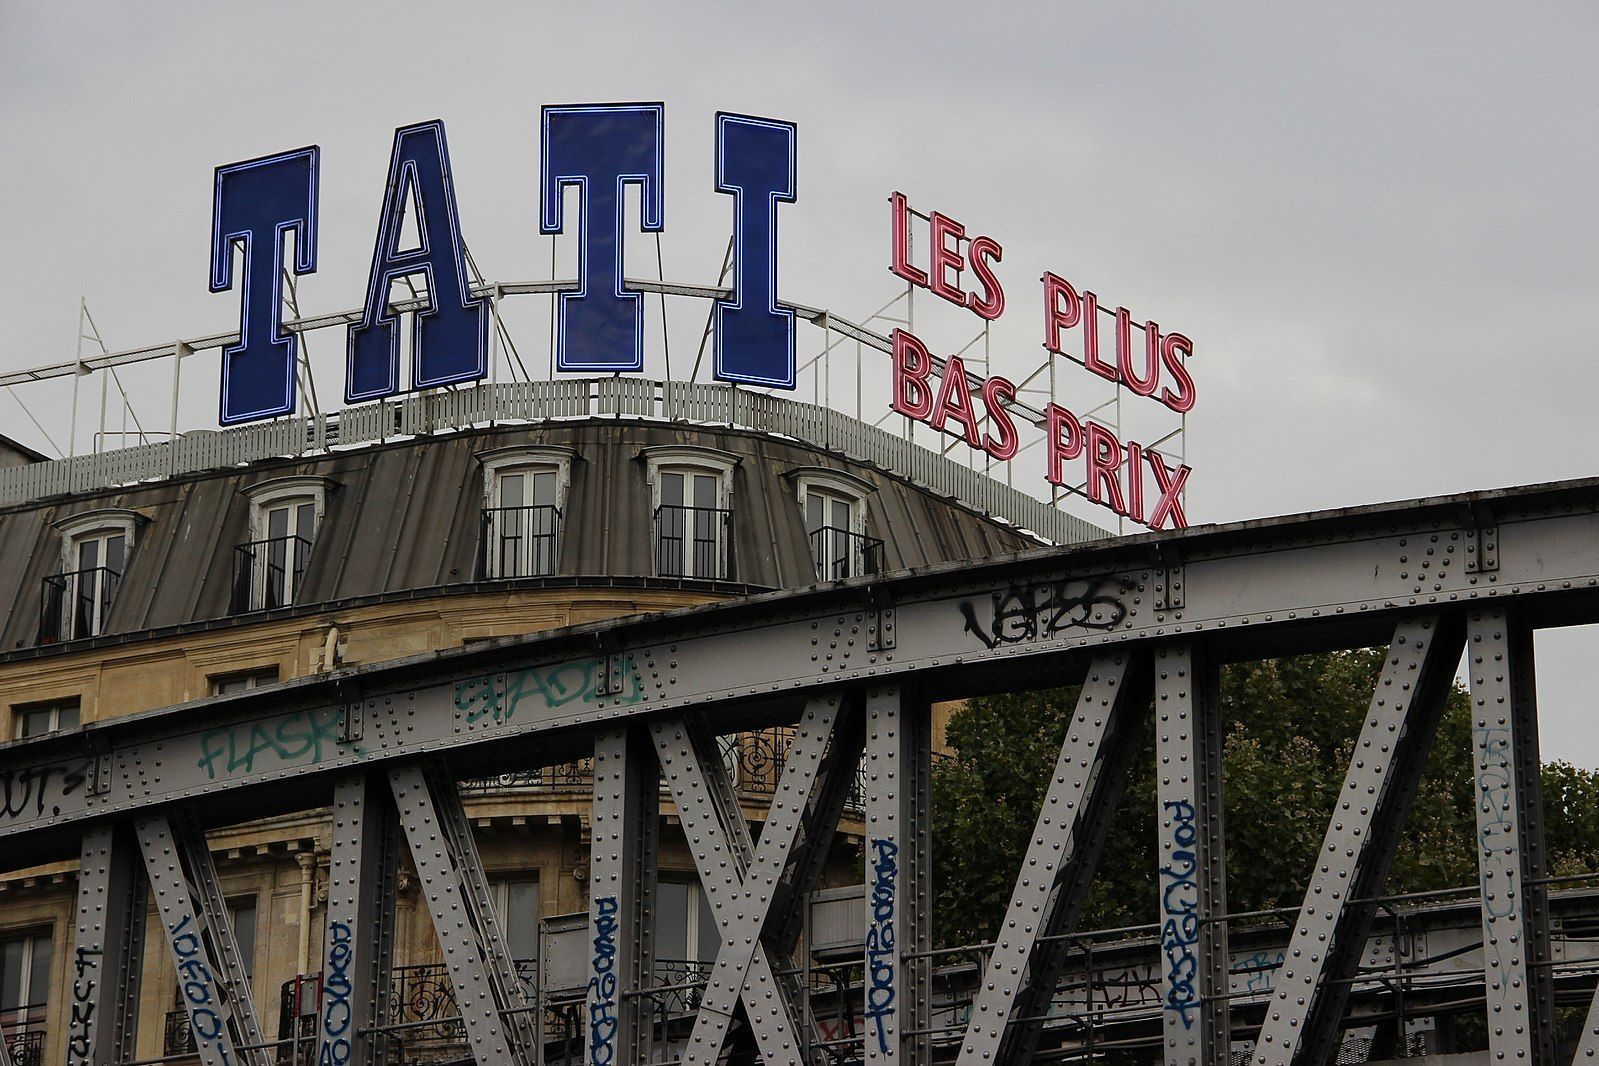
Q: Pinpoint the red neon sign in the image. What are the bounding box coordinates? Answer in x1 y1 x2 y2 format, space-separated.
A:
888 193 1194 531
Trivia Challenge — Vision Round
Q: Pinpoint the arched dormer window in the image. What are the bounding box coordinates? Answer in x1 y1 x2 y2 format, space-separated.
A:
46 509 143 641
641 446 737 580
236 477 333 612
787 467 881 580
479 447 574 579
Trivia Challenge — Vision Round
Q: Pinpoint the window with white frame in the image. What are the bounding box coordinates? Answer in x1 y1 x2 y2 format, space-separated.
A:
210 667 281 696
239 479 329 612
48 510 139 641
644 448 735 580
480 449 572 579
0 929 52 1046
13 697 80 740
792 470 879 580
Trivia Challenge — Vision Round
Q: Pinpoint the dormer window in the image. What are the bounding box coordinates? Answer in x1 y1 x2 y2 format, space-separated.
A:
235 478 331 612
790 468 882 580
43 510 140 642
479 448 573 579
643 448 736 580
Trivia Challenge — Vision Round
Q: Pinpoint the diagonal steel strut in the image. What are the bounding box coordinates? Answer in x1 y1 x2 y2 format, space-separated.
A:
956 651 1152 1066
136 810 270 1066
652 697 847 1066
1251 614 1466 1066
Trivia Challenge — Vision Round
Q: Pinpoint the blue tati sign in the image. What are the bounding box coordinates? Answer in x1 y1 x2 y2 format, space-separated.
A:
208 103 798 426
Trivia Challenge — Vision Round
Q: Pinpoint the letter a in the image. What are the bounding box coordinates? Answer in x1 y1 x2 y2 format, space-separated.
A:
540 103 664 372
210 146 319 425
347 120 488 401
713 112 797 388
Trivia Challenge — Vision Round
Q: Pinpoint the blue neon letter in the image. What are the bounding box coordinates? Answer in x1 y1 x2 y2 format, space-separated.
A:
713 113 797 389
540 103 664 373
347 120 488 402
210 147 319 425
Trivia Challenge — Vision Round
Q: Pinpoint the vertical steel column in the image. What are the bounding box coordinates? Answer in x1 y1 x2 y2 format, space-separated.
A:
318 771 401 1066
864 685 932 1065
68 823 147 1066
1156 644 1228 1066
1251 615 1465 1066
135 811 270 1066
650 710 816 1066
388 762 534 1066
956 652 1151 1066
588 725 660 1066
1465 609 1555 1065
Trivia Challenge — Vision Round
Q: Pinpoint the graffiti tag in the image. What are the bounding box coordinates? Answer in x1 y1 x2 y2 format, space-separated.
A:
170 913 234 1065
1475 724 1517 918
588 895 620 1066
0 760 88 821
67 945 101 1064
1159 799 1201 1029
959 577 1132 649
196 707 356 781
865 837 899 1054
455 657 644 728
319 920 354 1065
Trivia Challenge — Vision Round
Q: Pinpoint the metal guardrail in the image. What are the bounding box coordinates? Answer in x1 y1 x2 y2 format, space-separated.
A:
808 525 886 580
0 379 1105 546
231 535 312 613
480 504 560 579
38 565 120 643
654 504 733 580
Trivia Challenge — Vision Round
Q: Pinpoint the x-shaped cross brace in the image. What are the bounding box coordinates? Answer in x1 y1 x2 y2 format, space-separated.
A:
652 695 852 1066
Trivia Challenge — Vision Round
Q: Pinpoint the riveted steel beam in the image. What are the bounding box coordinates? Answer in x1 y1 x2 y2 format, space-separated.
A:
651 709 819 1066
5 491 1599 865
588 725 660 1066
1464 609 1555 1066
864 685 932 1065
388 762 534 1066
1251 615 1466 1066
1156 644 1227 1066
318 771 400 1066
136 811 270 1066
67 822 146 1066
955 651 1152 1066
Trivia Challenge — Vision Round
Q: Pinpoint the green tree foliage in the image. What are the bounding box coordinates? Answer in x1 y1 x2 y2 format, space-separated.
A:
931 649 1599 947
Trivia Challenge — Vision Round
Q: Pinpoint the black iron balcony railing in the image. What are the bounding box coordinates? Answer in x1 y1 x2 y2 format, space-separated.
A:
459 760 594 795
654 504 733 580
480 504 561 579
231 535 312 613
162 1007 196 1056
39 566 120 643
1 1029 43 1066
808 525 886 581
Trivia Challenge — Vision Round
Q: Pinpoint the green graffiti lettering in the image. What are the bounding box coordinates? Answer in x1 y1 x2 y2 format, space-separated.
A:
196 708 361 780
453 656 643 729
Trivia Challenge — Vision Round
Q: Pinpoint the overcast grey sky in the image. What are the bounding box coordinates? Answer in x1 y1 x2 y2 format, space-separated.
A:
2 3 1597 761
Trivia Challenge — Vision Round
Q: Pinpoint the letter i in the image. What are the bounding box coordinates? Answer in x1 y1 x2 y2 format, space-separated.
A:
1126 441 1144 525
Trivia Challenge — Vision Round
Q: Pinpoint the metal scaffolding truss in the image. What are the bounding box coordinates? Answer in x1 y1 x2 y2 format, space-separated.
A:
26 475 1599 1065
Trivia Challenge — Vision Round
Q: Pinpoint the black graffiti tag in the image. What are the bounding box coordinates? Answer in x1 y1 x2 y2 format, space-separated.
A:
0 760 88 821
960 577 1132 649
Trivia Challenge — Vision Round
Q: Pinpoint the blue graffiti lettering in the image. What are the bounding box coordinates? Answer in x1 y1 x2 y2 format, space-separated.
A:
588 896 620 1065
865 838 899 1054
1160 799 1201 1029
319 920 354 1065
